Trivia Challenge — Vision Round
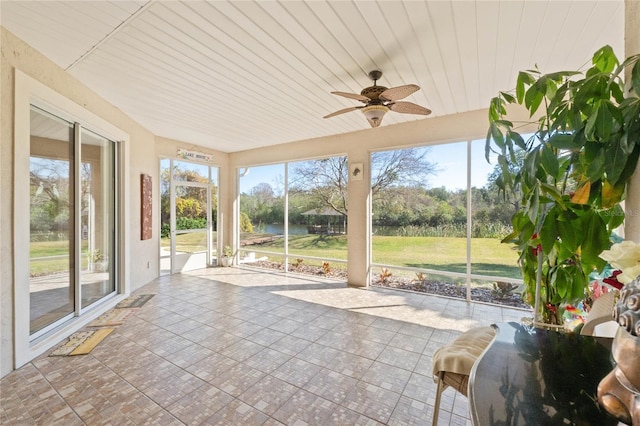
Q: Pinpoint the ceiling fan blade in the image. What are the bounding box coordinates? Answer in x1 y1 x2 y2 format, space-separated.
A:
389 101 432 115
323 106 360 119
331 91 370 102
379 84 420 101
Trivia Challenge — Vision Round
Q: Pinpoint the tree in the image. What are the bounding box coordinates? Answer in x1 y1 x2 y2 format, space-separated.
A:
160 164 217 237
290 149 437 215
371 148 437 194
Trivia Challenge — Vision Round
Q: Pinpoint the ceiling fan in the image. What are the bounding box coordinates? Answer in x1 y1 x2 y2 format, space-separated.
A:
323 70 432 128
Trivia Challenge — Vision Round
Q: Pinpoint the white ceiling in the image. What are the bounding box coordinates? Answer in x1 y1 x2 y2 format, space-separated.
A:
1 1 625 153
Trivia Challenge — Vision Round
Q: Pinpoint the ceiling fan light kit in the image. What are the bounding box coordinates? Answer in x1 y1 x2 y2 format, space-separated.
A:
324 70 431 128
361 105 389 128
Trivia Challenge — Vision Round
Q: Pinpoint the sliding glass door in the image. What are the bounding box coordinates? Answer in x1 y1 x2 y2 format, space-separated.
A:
29 108 75 335
29 105 118 337
80 128 116 309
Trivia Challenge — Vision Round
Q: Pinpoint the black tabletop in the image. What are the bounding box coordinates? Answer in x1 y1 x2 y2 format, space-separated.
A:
468 322 617 425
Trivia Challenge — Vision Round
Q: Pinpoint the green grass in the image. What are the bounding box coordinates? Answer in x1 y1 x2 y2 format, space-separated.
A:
161 231 215 253
242 234 520 279
244 234 348 261
32 232 520 280
372 236 520 278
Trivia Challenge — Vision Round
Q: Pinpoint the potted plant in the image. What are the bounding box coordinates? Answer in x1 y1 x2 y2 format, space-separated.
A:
221 245 234 267
486 45 640 325
88 249 108 272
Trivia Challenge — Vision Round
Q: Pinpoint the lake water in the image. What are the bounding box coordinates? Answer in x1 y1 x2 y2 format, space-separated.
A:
263 224 309 235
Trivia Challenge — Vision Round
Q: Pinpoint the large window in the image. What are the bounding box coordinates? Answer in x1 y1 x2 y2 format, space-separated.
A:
370 142 524 308
29 105 118 337
237 156 348 275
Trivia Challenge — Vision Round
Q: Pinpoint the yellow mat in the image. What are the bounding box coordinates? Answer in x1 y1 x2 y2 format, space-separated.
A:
88 308 137 326
70 328 113 355
50 328 114 356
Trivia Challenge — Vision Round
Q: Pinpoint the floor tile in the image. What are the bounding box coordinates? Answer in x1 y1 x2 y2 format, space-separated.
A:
238 375 298 415
272 388 339 425
1 266 527 426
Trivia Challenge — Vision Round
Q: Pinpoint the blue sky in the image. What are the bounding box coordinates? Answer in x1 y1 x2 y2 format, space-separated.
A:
239 139 498 193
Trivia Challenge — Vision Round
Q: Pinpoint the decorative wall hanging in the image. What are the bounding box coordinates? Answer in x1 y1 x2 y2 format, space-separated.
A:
141 174 152 240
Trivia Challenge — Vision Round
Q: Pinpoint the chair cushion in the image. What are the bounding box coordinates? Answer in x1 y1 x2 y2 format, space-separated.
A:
442 371 470 396
432 326 496 377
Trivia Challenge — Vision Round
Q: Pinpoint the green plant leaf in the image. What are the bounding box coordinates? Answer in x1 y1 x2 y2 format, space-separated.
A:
517 71 535 104
632 57 640 96
500 91 516 104
497 154 514 189
540 144 559 177
489 97 505 121
568 268 587 303
509 130 526 150
585 147 605 181
616 143 640 184
605 139 629 185
546 71 581 82
592 45 618 73
610 80 624 103
550 105 570 133
601 179 625 208
575 75 607 112
490 122 505 150
539 182 564 206
580 211 609 268
540 210 558 255
556 218 578 253
525 79 546 116
585 100 613 141
600 204 625 230
484 128 493 162
547 133 578 150
526 188 540 225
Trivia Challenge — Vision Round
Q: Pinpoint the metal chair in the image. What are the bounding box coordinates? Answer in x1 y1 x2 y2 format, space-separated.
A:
431 326 496 426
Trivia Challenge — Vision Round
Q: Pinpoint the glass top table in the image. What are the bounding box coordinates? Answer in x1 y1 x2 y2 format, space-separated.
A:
468 322 617 425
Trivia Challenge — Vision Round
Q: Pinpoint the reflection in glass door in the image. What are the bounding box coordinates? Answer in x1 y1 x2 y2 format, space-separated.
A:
29 108 74 335
80 129 115 309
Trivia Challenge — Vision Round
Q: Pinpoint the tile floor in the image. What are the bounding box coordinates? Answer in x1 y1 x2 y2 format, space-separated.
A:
1 266 528 425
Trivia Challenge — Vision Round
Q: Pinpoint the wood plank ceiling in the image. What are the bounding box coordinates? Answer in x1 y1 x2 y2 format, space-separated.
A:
1 1 625 153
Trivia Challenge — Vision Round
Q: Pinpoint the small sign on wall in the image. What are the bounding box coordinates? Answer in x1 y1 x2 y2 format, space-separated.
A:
141 174 152 240
177 148 214 163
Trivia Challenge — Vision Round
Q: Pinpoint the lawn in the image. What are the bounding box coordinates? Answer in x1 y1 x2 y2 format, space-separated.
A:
32 232 521 280
242 233 520 279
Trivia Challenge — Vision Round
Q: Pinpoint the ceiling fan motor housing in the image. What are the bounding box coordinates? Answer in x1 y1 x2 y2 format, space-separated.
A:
361 85 388 102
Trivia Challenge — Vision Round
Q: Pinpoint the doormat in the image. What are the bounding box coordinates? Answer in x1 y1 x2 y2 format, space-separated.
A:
116 294 155 309
49 328 114 356
88 308 137 327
